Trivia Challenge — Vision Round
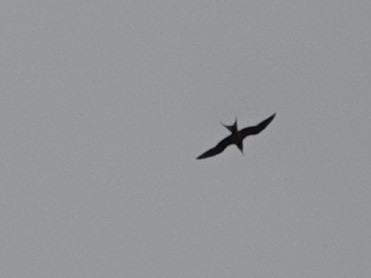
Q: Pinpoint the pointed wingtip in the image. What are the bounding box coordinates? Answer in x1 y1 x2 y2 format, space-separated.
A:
266 113 276 124
268 113 276 121
197 149 212 159
196 152 205 160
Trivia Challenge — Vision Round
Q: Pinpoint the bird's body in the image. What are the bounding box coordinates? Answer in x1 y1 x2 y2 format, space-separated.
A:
197 113 276 159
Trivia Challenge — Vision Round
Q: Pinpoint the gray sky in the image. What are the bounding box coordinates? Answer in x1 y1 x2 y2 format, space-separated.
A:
1 1 371 277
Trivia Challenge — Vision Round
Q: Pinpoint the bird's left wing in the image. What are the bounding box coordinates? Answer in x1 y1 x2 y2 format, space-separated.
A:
197 137 231 159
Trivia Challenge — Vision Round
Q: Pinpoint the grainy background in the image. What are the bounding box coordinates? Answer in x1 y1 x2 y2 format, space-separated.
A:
1 1 370 277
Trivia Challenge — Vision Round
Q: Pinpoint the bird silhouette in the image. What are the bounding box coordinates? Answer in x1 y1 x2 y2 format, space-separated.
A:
197 113 276 160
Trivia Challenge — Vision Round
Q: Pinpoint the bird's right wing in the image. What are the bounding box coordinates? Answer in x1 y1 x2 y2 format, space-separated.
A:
240 113 276 138
197 137 231 159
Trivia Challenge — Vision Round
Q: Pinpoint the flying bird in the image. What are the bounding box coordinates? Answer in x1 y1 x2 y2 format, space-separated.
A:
197 113 276 160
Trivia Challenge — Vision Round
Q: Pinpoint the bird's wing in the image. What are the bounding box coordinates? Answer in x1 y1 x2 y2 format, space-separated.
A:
240 113 276 138
197 137 231 159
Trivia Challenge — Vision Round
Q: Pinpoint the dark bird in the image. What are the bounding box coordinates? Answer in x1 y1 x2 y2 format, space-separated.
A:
197 113 276 159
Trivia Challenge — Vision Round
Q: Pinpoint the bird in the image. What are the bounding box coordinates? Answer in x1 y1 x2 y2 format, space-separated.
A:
197 113 276 160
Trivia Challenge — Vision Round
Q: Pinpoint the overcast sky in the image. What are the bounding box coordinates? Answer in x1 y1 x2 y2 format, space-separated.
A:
1 1 371 277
